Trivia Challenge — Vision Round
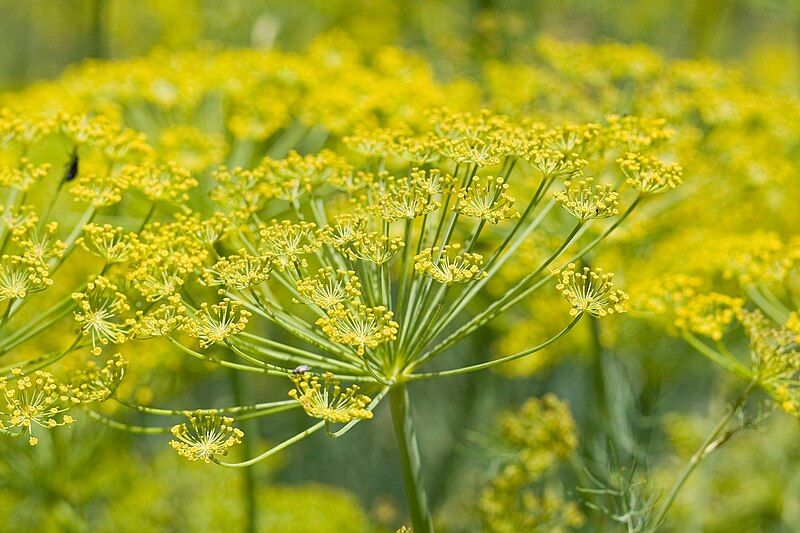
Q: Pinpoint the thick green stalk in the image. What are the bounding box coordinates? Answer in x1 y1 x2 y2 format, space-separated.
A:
389 384 434 533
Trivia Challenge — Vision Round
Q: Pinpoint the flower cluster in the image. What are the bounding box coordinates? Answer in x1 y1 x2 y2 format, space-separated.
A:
455 176 518 224
296 268 362 310
0 254 53 302
72 276 131 355
0 104 662 467
70 353 128 403
201 251 272 294
169 411 244 463
554 177 619 222
414 245 487 285
289 372 373 424
618 153 683 195
739 309 800 416
79 223 138 264
556 264 629 317
0 369 77 446
479 394 584 532
184 299 252 349
316 304 399 356
674 293 743 341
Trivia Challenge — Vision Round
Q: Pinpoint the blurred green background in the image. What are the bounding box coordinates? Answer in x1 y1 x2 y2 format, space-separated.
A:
2 1 800 532
1 0 799 91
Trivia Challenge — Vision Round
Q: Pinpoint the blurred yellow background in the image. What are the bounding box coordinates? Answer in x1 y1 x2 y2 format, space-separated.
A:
1 0 798 91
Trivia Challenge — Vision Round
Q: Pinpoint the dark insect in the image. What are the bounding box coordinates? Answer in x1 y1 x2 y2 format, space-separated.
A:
292 365 311 374
63 149 79 182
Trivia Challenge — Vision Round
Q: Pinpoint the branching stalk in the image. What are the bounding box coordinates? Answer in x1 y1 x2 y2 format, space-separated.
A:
651 380 757 528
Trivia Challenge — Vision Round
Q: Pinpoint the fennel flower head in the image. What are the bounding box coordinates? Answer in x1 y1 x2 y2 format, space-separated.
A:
0 42 684 485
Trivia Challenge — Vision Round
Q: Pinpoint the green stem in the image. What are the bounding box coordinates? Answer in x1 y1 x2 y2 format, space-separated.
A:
564 195 642 265
652 380 757 529
681 332 751 380
114 397 297 417
747 286 790 324
167 337 288 377
421 220 583 361
85 409 170 434
2 293 73 340
0 299 13 331
138 201 157 232
408 314 582 379
49 205 97 271
229 370 258 533
588 314 609 421
428 199 557 341
389 384 434 533
216 421 325 468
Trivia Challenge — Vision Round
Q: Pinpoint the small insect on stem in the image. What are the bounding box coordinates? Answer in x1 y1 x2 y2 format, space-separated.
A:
63 148 79 182
293 365 312 374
